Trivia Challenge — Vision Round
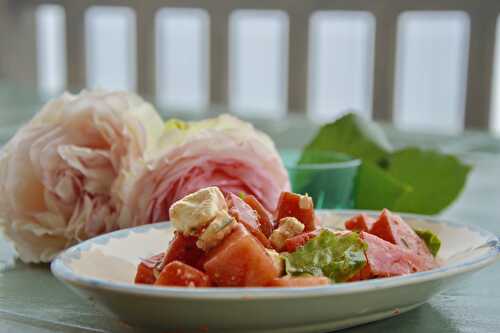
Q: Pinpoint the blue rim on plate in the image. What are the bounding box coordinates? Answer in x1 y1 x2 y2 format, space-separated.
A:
51 210 500 300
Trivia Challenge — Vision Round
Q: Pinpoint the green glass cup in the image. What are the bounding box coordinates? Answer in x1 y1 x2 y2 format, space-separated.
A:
281 150 361 209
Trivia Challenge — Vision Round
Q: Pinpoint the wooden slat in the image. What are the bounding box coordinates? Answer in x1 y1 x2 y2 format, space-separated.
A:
1 1 38 86
464 6 499 129
63 2 86 91
371 7 399 122
208 7 230 107
135 4 156 101
287 8 311 113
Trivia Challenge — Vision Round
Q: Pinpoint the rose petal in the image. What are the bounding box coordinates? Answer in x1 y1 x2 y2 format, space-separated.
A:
0 90 164 262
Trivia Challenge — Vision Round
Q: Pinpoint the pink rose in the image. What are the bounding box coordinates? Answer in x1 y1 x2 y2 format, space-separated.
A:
116 115 290 226
0 90 163 262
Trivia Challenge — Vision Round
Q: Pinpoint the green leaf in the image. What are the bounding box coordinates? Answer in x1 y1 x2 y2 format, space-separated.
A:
297 113 472 214
388 148 471 214
299 113 392 165
283 230 367 282
355 163 412 210
414 228 441 257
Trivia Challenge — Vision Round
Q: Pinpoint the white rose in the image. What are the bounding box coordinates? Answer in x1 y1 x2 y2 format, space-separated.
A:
0 90 163 262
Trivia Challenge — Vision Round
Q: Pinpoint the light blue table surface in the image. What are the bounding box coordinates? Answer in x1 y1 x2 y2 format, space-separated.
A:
0 98 499 332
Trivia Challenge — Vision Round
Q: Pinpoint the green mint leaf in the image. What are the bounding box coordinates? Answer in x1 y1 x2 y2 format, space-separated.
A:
355 162 412 210
283 230 367 282
299 113 392 165
414 228 442 257
388 148 471 214
297 113 472 214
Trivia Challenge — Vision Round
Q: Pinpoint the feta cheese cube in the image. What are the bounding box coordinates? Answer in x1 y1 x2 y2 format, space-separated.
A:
299 194 313 210
265 248 285 275
196 210 237 251
169 187 227 235
270 217 305 251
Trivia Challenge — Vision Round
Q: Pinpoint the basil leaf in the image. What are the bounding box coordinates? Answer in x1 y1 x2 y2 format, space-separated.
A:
299 113 392 165
355 162 412 210
283 230 367 282
298 113 471 214
414 228 442 257
388 148 471 214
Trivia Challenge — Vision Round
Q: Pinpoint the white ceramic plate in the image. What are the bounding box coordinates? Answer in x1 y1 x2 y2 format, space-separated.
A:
51 211 499 333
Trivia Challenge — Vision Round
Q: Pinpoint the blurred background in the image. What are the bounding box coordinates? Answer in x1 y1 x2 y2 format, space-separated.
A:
1 4 500 331
1 1 500 150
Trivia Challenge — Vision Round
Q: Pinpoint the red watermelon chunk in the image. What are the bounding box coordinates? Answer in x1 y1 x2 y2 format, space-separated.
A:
205 223 250 261
345 214 376 232
163 232 206 270
276 192 317 232
134 253 164 284
155 261 211 287
370 209 435 270
204 225 279 287
135 263 156 284
284 230 321 253
284 229 352 253
348 262 373 282
243 194 274 237
361 232 432 277
227 193 271 248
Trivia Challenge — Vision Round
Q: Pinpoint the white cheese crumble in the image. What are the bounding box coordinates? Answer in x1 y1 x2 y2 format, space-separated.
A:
270 217 305 251
298 194 313 210
169 186 227 236
196 210 237 251
265 248 285 275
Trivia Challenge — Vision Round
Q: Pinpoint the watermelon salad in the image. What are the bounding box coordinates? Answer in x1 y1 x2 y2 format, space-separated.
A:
134 187 441 288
